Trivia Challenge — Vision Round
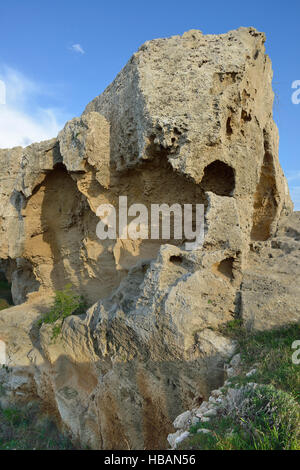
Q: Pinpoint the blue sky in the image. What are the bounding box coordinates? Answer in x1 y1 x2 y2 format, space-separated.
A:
0 0 299 208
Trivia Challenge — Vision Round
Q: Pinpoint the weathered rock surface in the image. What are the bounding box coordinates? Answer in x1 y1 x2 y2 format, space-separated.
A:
0 27 297 449
240 212 300 330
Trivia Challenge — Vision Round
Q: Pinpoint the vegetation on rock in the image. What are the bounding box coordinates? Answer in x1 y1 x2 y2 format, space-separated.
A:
37 284 86 340
178 323 300 450
0 402 75 450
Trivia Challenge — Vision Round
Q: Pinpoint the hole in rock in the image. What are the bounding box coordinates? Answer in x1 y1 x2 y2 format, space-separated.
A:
254 50 259 60
241 109 252 122
146 135 170 160
169 255 183 265
201 160 235 196
226 117 233 136
11 259 40 305
0 263 13 309
251 147 278 241
23 161 205 304
23 164 104 305
213 257 234 281
0 258 40 306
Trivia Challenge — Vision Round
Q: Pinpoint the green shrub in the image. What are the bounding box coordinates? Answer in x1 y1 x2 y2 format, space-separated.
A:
226 384 300 450
0 402 75 450
228 323 300 404
180 384 300 450
38 284 86 340
179 323 300 451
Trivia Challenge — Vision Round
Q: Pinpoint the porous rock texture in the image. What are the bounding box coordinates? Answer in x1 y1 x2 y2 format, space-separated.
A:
0 27 297 449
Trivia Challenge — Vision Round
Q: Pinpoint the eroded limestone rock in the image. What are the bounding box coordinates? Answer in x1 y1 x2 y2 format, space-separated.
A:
240 212 300 330
0 27 296 449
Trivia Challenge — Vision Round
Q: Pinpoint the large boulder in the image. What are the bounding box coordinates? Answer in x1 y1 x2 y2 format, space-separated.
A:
0 27 296 449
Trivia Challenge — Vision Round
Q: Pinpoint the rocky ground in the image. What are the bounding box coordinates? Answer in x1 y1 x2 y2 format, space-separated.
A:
168 323 300 450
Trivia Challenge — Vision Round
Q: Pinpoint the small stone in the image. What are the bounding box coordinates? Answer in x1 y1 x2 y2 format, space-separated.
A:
173 410 192 429
247 382 256 387
167 430 182 448
198 401 208 410
197 428 211 434
200 417 210 423
226 367 237 378
174 431 190 447
211 389 222 398
246 368 257 377
203 408 217 418
191 416 200 426
230 353 241 368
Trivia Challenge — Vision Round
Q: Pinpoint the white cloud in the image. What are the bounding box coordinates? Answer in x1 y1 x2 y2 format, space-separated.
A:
71 44 85 54
0 66 68 149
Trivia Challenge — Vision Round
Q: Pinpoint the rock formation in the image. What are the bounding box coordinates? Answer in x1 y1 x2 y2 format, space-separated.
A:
0 27 297 449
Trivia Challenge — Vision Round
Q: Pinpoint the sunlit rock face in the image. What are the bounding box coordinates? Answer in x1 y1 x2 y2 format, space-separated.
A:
0 27 295 449
0 339 6 365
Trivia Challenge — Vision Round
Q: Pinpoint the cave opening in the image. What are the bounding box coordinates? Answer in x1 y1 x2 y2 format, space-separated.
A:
250 150 278 241
213 257 234 281
0 262 13 309
0 258 40 307
21 156 208 305
201 160 235 197
226 117 233 136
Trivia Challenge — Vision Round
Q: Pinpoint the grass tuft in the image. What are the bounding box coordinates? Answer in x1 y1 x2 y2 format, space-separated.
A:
37 283 87 340
179 322 300 450
0 402 75 450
